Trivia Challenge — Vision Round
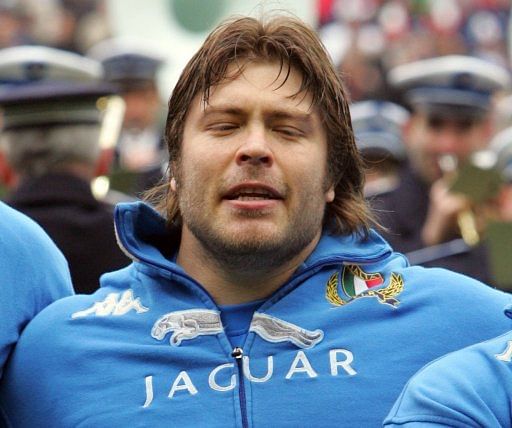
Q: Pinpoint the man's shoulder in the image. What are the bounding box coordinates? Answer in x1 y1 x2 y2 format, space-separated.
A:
0 202 58 251
444 330 512 367
0 202 72 294
384 330 512 427
415 329 512 376
23 289 113 325
21 294 92 334
18 285 145 344
396 265 511 317
401 264 506 294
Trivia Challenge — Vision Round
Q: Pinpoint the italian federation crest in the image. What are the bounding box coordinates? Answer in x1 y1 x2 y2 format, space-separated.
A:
326 265 404 308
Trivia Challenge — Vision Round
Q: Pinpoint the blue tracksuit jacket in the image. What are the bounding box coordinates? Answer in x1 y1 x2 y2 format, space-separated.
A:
0 201 510 427
0 202 73 381
384 306 512 427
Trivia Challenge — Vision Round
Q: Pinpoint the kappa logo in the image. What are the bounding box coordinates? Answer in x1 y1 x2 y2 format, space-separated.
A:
495 340 512 362
71 289 149 319
151 309 223 346
250 313 324 349
326 265 404 308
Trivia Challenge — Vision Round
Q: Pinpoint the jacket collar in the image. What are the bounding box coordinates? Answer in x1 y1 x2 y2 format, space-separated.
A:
114 201 393 272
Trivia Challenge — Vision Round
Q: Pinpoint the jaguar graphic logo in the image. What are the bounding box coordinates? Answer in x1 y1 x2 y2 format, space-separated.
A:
250 313 324 349
151 309 223 346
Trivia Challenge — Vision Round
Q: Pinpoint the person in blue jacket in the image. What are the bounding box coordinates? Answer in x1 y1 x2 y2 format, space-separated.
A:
0 201 73 382
384 305 512 427
0 15 511 427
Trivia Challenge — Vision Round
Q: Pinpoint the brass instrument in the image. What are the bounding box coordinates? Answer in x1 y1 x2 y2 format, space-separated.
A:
91 95 126 200
438 155 480 247
97 95 126 151
456 210 480 246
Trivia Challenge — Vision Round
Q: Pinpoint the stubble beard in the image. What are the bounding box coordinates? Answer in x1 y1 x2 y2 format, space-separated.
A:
176 173 326 273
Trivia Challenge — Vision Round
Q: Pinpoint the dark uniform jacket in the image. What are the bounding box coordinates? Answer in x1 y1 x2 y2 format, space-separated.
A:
370 163 492 284
8 172 130 294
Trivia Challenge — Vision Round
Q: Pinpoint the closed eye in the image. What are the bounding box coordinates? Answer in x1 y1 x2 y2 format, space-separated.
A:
206 123 239 135
274 126 304 139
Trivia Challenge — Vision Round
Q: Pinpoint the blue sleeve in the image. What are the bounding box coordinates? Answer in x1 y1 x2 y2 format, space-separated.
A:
0 203 73 379
384 331 512 428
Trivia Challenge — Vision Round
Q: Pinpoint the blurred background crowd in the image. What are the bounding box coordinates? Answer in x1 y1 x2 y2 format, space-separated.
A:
1 0 512 295
1 0 509 96
318 0 511 102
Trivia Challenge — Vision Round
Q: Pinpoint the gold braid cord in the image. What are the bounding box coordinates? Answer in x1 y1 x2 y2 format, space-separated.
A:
326 272 345 306
326 270 404 307
380 273 404 300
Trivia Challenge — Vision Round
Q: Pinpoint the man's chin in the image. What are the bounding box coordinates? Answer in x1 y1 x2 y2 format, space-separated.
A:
218 230 284 254
187 217 320 271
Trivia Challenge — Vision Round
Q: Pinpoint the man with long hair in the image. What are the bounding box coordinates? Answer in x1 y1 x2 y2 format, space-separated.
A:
1 15 511 427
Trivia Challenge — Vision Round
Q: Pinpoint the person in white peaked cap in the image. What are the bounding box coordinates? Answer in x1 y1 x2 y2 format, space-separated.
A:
0 45 129 294
373 55 511 285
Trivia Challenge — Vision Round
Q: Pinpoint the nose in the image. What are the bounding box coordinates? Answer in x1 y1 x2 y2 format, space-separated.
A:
235 128 274 167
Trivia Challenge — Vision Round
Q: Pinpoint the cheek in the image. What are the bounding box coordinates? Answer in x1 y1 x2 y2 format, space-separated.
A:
177 147 228 200
417 130 436 151
179 157 209 187
405 134 423 154
179 142 214 177
470 130 489 151
287 156 330 196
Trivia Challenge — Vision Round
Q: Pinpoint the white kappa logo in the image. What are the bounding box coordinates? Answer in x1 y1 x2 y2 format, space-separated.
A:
71 289 149 319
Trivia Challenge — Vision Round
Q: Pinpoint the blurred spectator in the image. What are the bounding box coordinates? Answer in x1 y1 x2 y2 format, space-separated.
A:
494 93 512 132
54 0 110 53
475 127 512 229
319 0 511 102
88 37 168 197
0 45 130 294
483 126 512 289
2 0 110 54
372 55 511 284
350 100 409 197
0 1 33 49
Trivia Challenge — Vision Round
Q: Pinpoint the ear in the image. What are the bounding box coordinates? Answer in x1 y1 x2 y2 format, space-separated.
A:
169 159 178 192
170 177 177 192
325 185 335 203
94 148 115 177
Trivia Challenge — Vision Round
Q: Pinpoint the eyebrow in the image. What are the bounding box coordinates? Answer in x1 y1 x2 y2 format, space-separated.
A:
201 105 245 118
201 104 316 124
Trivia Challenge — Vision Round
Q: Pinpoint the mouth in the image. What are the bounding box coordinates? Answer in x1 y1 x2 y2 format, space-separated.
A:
223 184 284 202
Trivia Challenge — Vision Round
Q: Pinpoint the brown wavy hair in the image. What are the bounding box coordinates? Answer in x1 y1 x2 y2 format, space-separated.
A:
145 14 374 236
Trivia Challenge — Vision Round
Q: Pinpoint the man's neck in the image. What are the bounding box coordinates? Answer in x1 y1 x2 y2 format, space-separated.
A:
176 230 320 305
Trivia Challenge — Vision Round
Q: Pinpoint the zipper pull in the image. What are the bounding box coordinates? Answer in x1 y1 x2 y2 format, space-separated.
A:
231 347 244 359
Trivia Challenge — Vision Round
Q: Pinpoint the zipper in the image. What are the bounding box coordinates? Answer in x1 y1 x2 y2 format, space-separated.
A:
232 347 249 428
